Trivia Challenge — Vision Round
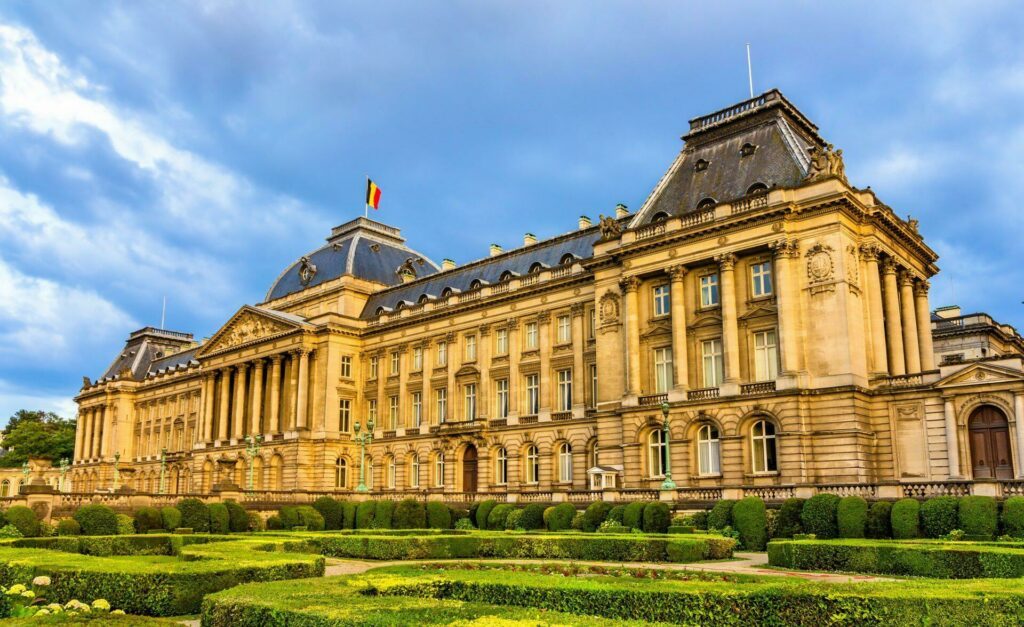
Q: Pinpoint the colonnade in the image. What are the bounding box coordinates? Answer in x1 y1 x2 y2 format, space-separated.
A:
73 405 106 461
863 246 935 376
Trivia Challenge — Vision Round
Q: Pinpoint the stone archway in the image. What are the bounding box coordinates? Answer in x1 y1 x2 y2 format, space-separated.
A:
969 405 1014 479
462 444 478 494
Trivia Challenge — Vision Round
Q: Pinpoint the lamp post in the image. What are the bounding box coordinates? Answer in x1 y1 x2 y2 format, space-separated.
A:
158 448 167 495
353 417 375 492
20 461 30 481
659 402 677 490
112 451 121 491
58 458 69 493
244 434 263 492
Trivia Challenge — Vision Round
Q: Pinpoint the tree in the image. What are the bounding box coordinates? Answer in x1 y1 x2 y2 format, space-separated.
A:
0 410 76 467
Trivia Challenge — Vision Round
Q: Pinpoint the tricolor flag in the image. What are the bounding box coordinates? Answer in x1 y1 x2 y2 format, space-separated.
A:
366 178 382 210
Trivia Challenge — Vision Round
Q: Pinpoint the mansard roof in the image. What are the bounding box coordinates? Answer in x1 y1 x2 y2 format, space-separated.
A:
97 327 195 382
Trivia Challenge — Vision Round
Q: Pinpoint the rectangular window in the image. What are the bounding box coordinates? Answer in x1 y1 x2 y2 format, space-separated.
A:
340 355 352 379
525 374 540 415
388 395 399 429
588 308 596 339
412 347 423 371
654 347 674 393
496 378 509 418
411 391 422 427
751 261 773 297
464 383 477 421
390 351 400 376
589 364 598 409
700 274 720 307
437 341 447 366
338 399 351 432
436 387 447 423
367 399 378 422
369 356 379 379
525 322 538 349
557 315 571 343
701 339 724 388
754 329 779 381
557 369 573 411
495 328 508 355
653 284 671 317
465 334 477 361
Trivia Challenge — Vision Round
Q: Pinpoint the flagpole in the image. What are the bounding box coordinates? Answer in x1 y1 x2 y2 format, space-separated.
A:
365 175 370 219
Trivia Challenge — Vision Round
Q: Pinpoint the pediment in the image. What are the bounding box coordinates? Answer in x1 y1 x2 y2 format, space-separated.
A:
455 364 480 378
197 306 306 357
690 311 723 329
641 319 672 339
935 362 1024 388
739 303 778 321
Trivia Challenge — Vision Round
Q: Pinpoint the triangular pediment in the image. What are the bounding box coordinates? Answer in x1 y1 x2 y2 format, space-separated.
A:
739 302 778 321
197 306 306 358
935 362 1024 388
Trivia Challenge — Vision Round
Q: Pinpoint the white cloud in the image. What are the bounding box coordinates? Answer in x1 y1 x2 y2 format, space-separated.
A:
0 379 77 423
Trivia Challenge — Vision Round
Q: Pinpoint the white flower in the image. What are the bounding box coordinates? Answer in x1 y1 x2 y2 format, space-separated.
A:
91 598 111 611
32 575 51 586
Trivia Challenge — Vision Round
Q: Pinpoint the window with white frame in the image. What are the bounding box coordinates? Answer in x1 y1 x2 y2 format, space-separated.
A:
367 399 378 422
465 334 477 361
558 442 573 483
412 347 423 371
369 356 379 379
525 374 539 414
588 308 596 339
648 429 666 477
697 424 721 475
654 347 673 393
495 328 508 355
753 329 779 381
751 260 773 297
557 315 571 343
525 322 538 349
390 351 400 376
434 452 445 487
336 458 348 489
388 395 399 429
496 378 509 418
338 399 351 432
437 341 447 366
436 387 447 423
751 419 778 473
700 273 720 307
386 456 396 488
494 447 508 484
557 369 573 411
525 445 539 484
464 383 477 421
588 364 598 409
340 355 352 378
409 454 420 488
653 284 670 317
411 391 422 427
701 339 724 387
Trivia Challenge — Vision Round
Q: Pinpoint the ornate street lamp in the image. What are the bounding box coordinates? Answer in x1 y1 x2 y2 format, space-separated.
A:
158 448 168 495
353 416 375 492
112 451 121 491
20 461 30 482
58 458 69 493
660 402 677 490
244 434 263 492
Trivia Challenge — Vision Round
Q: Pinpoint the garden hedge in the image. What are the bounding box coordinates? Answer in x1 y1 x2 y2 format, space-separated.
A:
476 500 497 529
161 506 182 532
774 498 804 538
4 506 38 538
732 497 767 550
959 495 998 539
606 504 625 525
582 501 612 532
505 508 524 530
519 503 545 530
178 498 211 533
547 503 576 531
837 496 867 539
426 501 452 529
920 495 959 538
56 518 80 536
296 505 326 531
342 501 357 529
800 494 840 539
1001 495 1024 537
355 500 377 529
393 498 427 529
487 504 514 530
133 506 163 534
73 504 116 536
312 496 345 530
642 502 671 535
866 501 892 539
209 503 231 534
890 498 920 539
707 499 734 531
622 501 645 530
225 501 249 533
375 500 396 529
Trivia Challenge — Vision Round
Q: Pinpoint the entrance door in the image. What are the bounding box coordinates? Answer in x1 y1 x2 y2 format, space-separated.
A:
969 406 1014 479
462 445 478 493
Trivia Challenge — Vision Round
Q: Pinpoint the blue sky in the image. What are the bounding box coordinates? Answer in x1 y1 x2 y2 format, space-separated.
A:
1 2 1023 422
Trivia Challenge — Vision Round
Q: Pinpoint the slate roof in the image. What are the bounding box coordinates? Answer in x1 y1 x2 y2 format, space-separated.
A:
97 327 195 382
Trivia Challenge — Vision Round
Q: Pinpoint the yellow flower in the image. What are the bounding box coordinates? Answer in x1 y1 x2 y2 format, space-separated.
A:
47 603 63 612
7 584 26 595
35 608 50 616
91 598 111 611
111 609 126 615
21 590 36 599
32 575 51 587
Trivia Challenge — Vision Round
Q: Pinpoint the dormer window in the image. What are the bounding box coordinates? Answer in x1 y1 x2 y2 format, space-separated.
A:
418 294 431 304
375 307 387 317
441 287 454 299
746 183 768 196
499 270 515 282
740 143 757 157
559 253 577 266
528 262 545 274
469 279 483 290
651 211 670 223
696 198 717 211
695 159 710 172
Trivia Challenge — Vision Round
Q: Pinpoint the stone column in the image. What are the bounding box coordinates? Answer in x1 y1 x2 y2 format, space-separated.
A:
620 276 641 396
95 406 106 458
268 354 283 434
296 349 310 430
73 411 85 460
771 241 801 376
478 329 490 419
914 280 936 371
716 253 741 385
218 367 231 442
398 344 409 427
420 343 431 427
570 304 585 407
667 265 689 390
538 313 552 411
944 398 960 478
203 374 215 442
899 272 921 374
251 359 264 435
232 363 248 440
861 244 888 375
1016 393 1024 480
881 259 906 376
507 319 519 415
82 408 94 461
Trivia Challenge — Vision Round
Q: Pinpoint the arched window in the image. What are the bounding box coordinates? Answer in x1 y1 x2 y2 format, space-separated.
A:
586 439 598 470
494 447 508 485
697 424 721 475
441 287 454 299
499 271 515 282
751 419 778 473
558 442 573 483
375 307 387 317
0 480 8 497
525 445 539 484
651 211 670 223
648 430 666 477
470 279 483 290
746 182 768 195
418 294 431 304
559 253 576 266
696 197 716 211
409 454 420 488
335 458 348 489
386 456 396 489
434 452 446 488
528 262 545 274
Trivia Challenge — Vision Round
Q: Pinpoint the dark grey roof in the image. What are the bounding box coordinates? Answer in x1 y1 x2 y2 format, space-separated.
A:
147 347 199 376
98 327 195 382
266 217 440 301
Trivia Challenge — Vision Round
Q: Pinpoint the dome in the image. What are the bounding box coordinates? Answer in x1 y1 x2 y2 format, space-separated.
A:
265 217 440 301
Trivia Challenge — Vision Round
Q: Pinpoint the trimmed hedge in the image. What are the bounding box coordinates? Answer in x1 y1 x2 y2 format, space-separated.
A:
837 496 867 539
642 502 671 535
393 499 427 529
56 518 81 536
547 503 576 531
178 498 210 533
622 502 646 530
355 500 377 529
209 503 231 534
959 495 998 539
866 501 892 539
707 499 734 531
1001 495 1024 537
920 495 959 538
161 506 182 532
375 500 396 529
313 497 345 530
891 498 920 539
487 504 514 530
296 505 326 531
342 501 357 529
800 494 840 539
426 501 451 529
774 498 804 538
519 504 545 531
133 506 163 534
606 504 625 525
476 500 497 530
732 497 767 550
73 504 116 536
116 514 136 535
225 501 249 533
582 501 612 533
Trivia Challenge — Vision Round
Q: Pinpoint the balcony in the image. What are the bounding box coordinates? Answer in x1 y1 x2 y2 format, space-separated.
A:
551 410 572 421
437 420 483 435
638 393 668 406
687 387 719 401
635 222 666 240
740 381 776 395
519 415 539 425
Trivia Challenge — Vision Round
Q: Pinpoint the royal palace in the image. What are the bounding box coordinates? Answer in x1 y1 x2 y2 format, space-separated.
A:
71 90 1024 505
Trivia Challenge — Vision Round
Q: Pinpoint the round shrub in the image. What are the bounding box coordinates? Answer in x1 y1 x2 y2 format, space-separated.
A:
313 497 345 530
476 500 497 529
0 510 7 528
208 503 230 534
296 505 326 531
775 498 804 538
890 498 921 539
451 506 470 526
582 501 613 532
355 501 377 529
56 518 80 536
920 496 960 538
5 506 39 538
732 497 768 550
247 512 265 531
133 506 163 534
547 503 576 531
519 503 545 530
866 501 892 539
178 498 210 533
279 506 301 529
622 501 646 530
225 501 249 532
342 501 357 529
115 514 135 535
708 500 736 531
642 502 671 534
374 500 395 529
468 502 480 526
505 508 524 530
161 506 182 531
801 494 841 539
959 495 998 539
266 515 283 530
426 501 452 529
837 496 868 539
1001 495 1024 537
607 504 626 525
571 511 585 531
488 504 514 530
393 498 427 529
72 504 116 536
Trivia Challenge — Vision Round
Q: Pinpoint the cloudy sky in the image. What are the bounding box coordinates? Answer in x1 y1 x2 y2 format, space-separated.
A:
1 2 1022 421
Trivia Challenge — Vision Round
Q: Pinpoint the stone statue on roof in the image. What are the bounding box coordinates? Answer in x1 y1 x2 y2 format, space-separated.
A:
598 214 623 241
806 143 848 184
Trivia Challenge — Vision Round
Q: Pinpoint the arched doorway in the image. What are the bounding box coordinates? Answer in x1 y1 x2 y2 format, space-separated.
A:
969 406 1014 479
462 444 478 493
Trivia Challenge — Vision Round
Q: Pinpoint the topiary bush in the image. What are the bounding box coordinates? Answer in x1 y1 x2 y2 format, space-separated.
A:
178 498 211 533
837 496 868 539
1001 495 1024 537
313 497 345 530
266 515 283 530
5 506 39 537
161 506 182 532
800 494 840 539
642 502 671 534
959 495 998 539
133 506 163 534
921 496 960 538
278 506 301 529
72 504 116 536
247 512 265 531
582 501 613 532
519 503 545 530
622 501 646 530
774 498 804 538
547 503 576 531
426 501 451 529
487 504 514 530
866 501 892 539
296 505 326 531
708 500 735 531
607 504 626 525
393 498 427 529
208 503 230 534
374 500 395 529
890 498 920 539
56 518 80 536
355 501 377 529
732 497 768 550
115 513 135 535
225 501 249 533
505 508 524 530
342 501 357 529
571 511 586 531
476 500 497 530
467 502 480 527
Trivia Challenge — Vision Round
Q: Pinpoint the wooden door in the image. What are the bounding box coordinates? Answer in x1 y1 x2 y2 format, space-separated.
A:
462 445 478 493
969 406 1014 480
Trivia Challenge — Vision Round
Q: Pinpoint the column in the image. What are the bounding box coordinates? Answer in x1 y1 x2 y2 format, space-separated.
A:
94 407 105 458
538 313 552 411
899 271 921 374
217 367 231 441
881 259 906 376
398 345 409 427
73 411 85 460
861 244 888 374
478 329 490 418
82 408 94 461
620 276 641 395
232 363 248 439
914 280 935 371
716 253 741 384
507 319 519 415
570 304 585 407
420 343 431 427
203 375 215 442
771 241 801 376
268 354 283 434
1016 393 1024 479
251 359 264 435
296 349 310 430
667 266 689 390
944 398 960 478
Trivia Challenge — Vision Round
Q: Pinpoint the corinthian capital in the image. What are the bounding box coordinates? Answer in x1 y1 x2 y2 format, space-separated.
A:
715 252 737 271
666 265 688 282
913 279 930 296
858 243 881 262
881 258 898 275
619 276 641 293
898 271 917 288
770 239 799 259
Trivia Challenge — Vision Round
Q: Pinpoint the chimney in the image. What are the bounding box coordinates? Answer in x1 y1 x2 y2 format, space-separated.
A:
578 215 592 230
442 258 456 271
523 233 537 246
615 203 629 219
490 244 503 257
934 305 961 319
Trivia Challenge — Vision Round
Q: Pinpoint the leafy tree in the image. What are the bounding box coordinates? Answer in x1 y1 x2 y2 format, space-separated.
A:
0 410 75 467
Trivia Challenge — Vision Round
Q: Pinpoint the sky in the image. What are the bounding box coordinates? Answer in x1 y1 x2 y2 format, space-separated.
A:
0 1 1023 422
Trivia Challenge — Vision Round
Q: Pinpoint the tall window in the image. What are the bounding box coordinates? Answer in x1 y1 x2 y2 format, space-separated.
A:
388 395 399 429
751 261 773 297
557 315 571 343
751 419 778 473
700 273 720 307
525 445 539 484
525 374 540 414
464 383 477 421
386 456 396 488
557 369 573 411
754 330 779 381
336 458 348 489
340 355 352 378
495 328 508 355
697 424 721 475
494 447 508 484
409 454 420 488
588 364 598 409
465 334 477 361
653 284 670 317
588 308 596 339
369 356 379 379
701 339 724 387
367 399 378 422
367 459 374 489
390 351 400 376
412 347 423 371
411 391 423 427
654 347 673 393
436 388 447 423
558 442 573 483
648 429 666 477
525 322 538 349
437 341 447 366
434 452 445 487
338 399 351 432
496 378 509 418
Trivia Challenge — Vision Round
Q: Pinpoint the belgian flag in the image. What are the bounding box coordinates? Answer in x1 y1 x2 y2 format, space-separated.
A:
366 178 382 210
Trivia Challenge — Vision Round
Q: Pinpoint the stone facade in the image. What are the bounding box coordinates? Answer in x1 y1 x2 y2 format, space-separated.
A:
71 90 1024 503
